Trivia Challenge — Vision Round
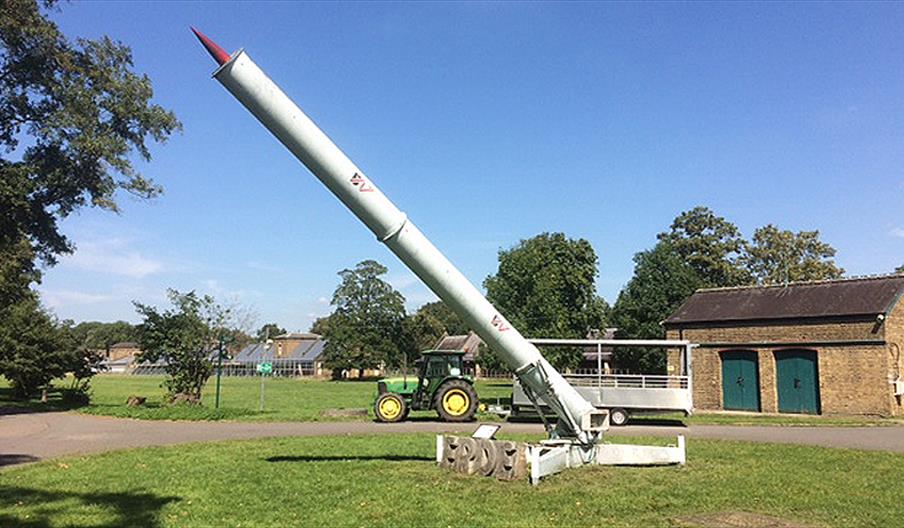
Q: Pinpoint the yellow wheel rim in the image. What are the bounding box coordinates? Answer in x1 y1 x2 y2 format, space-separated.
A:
442 389 470 416
379 397 401 420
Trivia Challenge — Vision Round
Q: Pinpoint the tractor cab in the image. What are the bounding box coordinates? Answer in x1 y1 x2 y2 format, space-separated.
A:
374 350 478 423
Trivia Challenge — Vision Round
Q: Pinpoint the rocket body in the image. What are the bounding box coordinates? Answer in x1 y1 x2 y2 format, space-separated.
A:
209 49 599 441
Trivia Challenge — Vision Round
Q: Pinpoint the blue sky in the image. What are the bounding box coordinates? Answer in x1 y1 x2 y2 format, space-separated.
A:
38 2 904 331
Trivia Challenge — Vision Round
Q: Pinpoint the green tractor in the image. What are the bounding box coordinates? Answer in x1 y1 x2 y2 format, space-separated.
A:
373 350 479 422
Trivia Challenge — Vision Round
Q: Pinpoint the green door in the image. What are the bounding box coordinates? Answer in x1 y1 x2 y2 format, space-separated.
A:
721 350 760 411
776 350 820 414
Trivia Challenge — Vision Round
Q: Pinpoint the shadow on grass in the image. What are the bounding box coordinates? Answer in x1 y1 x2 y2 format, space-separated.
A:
0 485 180 528
266 454 432 463
0 387 88 415
0 454 40 467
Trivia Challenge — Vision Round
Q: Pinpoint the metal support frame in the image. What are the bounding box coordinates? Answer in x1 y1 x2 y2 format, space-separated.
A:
529 436 686 485
436 430 686 485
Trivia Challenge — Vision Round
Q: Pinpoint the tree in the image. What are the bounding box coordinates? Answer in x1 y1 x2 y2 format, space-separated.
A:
256 323 286 341
0 0 180 307
400 310 446 366
658 206 749 287
416 301 469 336
741 225 844 285
484 233 608 371
897 265 904 275
399 302 470 362
310 315 333 336
0 239 39 310
134 290 232 404
67 320 137 356
0 295 98 399
610 242 703 373
321 260 407 376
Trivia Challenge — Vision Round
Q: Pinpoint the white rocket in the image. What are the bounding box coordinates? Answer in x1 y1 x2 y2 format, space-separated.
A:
193 29 606 443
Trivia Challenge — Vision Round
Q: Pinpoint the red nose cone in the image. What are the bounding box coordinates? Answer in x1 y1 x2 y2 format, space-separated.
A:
191 27 231 66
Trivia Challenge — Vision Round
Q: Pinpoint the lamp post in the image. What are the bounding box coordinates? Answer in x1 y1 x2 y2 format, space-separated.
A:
215 333 225 409
260 330 272 412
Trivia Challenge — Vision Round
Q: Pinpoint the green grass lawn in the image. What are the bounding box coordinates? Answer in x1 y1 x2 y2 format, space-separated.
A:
1 375 514 422
3 374 899 426
1 433 901 527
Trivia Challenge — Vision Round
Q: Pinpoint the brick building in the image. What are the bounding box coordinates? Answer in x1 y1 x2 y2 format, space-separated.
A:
664 275 904 416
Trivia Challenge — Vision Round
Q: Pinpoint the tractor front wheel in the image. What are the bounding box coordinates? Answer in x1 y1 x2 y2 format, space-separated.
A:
374 393 408 423
434 380 478 422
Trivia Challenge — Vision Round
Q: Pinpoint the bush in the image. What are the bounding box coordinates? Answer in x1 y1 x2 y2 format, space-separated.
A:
0 296 99 399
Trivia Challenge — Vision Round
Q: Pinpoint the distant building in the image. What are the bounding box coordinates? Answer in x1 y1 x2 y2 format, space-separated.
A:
128 332 333 378
664 275 904 416
228 333 329 377
434 332 484 375
578 328 617 373
107 342 141 361
100 342 142 373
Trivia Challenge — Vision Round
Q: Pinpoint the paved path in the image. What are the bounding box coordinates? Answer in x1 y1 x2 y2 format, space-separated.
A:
1 411 902 468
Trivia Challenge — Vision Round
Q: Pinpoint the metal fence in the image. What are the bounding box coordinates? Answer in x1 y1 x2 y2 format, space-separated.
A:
476 370 513 379
563 373 689 389
131 360 316 377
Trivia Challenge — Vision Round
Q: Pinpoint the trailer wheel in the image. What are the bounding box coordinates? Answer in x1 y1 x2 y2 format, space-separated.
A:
374 393 407 423
435 380 478 422
609 408 629 426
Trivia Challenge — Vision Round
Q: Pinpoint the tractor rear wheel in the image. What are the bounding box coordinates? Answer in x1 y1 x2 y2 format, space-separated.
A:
374 393 407 423
434 380 478 422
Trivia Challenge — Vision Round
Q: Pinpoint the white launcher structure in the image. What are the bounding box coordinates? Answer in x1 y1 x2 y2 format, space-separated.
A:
193 29 685 480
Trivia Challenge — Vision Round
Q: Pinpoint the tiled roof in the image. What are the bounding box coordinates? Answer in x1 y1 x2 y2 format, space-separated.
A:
665 275 904 325
434 332 483 361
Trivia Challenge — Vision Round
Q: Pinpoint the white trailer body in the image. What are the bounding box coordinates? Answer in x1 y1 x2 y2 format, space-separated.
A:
512 339 695 425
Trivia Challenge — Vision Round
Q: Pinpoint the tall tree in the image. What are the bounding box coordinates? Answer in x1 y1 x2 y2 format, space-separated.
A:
321 260 407 376
400 310 447 366
416 301 469 336
741 225 844 285
256 323 286 341
658 206 748 287
484 232 608 370
309 315 333 336
134 290 233 404
0 0 180 306
610 242 703 373
68 320 137 355
398 301 470 366
0 296 98 399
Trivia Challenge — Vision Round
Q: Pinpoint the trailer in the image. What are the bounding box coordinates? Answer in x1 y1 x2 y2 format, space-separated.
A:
512 339 695 426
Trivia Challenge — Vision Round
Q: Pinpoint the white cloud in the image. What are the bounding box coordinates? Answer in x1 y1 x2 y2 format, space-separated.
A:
63 239 162 278
890 227 904 239
42 289 113 309
316 296 329 305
